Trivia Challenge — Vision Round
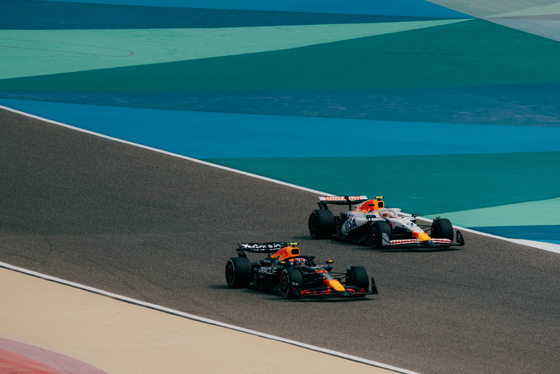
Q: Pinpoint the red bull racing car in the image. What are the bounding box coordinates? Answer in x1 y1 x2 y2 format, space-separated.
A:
225 242 378 299
308 196 465 249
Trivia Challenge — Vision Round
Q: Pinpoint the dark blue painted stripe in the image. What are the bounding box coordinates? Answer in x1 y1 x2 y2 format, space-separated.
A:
1 0 464 30
35 0 473 18
2 83 560 126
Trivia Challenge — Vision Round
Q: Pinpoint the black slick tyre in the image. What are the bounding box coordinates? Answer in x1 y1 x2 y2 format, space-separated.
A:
431 218 454 241
308 209 335 239
279 267 303 299
346 265 369 293
369 220 392 249
225 257 252 288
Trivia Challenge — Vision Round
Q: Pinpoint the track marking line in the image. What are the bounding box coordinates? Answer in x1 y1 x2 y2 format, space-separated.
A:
0 261 419 374
3 104 556 254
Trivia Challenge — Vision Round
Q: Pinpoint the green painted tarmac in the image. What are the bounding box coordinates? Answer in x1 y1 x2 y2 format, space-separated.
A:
204 151 560 228
2 19 560 92
1 3 558 244
0 19 464 80
425 197 560 227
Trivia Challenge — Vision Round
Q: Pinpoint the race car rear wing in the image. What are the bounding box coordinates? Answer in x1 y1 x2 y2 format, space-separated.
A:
317 195 369 210
236 242 288 257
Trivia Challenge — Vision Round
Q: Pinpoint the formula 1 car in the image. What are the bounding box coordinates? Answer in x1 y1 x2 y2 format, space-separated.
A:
308 196 465 249
225 242 378 299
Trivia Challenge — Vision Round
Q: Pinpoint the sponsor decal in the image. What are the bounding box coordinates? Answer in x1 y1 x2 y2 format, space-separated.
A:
258 267 277 275
344 218 358 231
321 195 366 202
271 245 300 260
323 196 347 201
433 239 452 244
390 239 419 245
240 242 284 251
348 195 367 201
301 289 332 296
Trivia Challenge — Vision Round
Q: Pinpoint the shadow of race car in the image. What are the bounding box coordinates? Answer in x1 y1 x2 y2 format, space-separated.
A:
225 242 378 299
308 196 465 250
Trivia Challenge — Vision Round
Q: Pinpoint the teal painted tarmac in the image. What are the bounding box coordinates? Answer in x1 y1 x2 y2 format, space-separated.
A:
1 0 559 244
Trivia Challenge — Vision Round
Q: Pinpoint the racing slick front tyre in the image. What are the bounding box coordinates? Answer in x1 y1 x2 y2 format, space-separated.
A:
369 221 392 249
308 209 335 239
431 218 454 242
225 257 252 288
346 265 369 294
279 267 303 299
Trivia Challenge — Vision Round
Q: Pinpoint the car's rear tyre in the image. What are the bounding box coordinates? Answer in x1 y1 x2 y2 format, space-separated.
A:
225 257 252 288
346 265 369 293
279 267 303 299
431 218 454 241
308 209 335 239
369 221 392 249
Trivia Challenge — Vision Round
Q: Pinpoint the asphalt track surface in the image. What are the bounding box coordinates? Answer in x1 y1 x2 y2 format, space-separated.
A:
1 108 559 374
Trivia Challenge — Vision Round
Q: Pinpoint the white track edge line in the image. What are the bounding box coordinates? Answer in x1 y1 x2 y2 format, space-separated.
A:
0 261 420 374
1 104 421 373
0 105 331 195
2 104 557 371
3 104 556 254
414 217 560 254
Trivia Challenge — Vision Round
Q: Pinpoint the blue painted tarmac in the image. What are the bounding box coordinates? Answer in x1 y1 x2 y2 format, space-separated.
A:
1 0 559 244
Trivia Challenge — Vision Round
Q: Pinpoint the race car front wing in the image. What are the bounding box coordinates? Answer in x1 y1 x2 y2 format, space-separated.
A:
383 230 465 248
298 276 379 298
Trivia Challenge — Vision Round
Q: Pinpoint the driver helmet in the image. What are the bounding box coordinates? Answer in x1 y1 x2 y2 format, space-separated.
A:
291 257 306 266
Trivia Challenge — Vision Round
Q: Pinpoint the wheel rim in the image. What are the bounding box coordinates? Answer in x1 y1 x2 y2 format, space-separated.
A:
309 214 317 236
370 227 377 246
226 262 235 286
280 272 290 297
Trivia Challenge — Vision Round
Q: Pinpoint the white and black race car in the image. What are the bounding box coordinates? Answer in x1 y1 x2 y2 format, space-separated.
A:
308 196 465 249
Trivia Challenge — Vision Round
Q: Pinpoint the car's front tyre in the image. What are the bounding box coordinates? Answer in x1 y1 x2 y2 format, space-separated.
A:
279 267 303 299
431 218 454 241
346 265 369 294
369 221 392 249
